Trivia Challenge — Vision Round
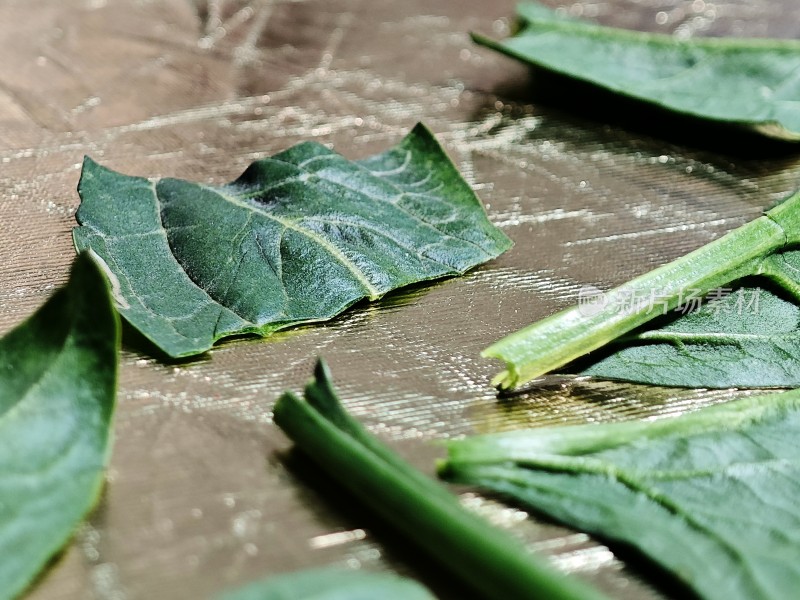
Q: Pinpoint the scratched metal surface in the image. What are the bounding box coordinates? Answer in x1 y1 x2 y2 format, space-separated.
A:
2 0 800 598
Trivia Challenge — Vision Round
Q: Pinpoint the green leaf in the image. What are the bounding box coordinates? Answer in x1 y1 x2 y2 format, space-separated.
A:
474 2 800 139
441 389 800 600
484 189 800 390
0 252 119 599
581 254 800 386
73 123 511 358
273 360 610 600
217 568 435 600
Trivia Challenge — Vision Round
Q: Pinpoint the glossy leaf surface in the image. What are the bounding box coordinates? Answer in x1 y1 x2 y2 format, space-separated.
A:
443 390 800 600
0 253 118 599
73 124 511 358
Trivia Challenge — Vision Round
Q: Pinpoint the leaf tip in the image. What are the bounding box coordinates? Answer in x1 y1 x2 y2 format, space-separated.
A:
78 156 108 189
81 154 100 170
313 357 333 384
470 31 496 47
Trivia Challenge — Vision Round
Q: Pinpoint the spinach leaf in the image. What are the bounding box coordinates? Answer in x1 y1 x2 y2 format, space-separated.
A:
273 360 610 600
217 568 434 600
441 389 800 600
73 124 511 358
484 190 800 390
475 2 800 139
0 252 118 599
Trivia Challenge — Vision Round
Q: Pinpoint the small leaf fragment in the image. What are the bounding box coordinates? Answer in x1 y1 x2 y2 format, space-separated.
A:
217 568 435 600
0 252 119 599
475 2 800 139
73 123 512 358
442 390 800 600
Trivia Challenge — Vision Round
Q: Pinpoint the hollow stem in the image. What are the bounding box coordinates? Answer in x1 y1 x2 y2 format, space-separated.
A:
485 192 800 390
273 360 610 600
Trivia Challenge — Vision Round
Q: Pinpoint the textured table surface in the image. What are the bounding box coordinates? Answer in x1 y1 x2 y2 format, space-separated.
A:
2 1 800 598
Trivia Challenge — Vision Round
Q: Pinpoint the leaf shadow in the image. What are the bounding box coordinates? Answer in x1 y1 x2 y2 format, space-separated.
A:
121 268 480 363
24 482 112 597
479 374 753 438
120 320 211 365
276 447 483 600
456 486 704 600
481 65 800 160
279 447 703 600
216 275 447 345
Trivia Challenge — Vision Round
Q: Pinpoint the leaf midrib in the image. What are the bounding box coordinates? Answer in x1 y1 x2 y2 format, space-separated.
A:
91 203 258 341
190 149 494 299
158 146 497 312
197 183 381 298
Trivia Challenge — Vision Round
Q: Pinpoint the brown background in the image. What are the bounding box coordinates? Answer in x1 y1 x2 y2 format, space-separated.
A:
2 1 799 598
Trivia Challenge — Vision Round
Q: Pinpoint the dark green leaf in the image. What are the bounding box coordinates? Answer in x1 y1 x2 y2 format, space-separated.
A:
73 124 511 358
217 568 434 600
0 252 119 599
582 253 800 386
442 390 800 600
475 2 800 139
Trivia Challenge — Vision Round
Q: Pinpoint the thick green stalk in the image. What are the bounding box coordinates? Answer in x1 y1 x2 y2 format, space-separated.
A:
273 360 610 600
485 192 800 390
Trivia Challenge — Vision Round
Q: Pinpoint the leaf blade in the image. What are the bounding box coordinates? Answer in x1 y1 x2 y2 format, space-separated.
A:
476 2 800 139
442 390 800 600
0 252 119 599
73 123 511 357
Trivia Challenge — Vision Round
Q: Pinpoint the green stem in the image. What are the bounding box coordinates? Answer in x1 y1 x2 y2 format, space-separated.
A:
273 360 610 600
485 192 800 390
